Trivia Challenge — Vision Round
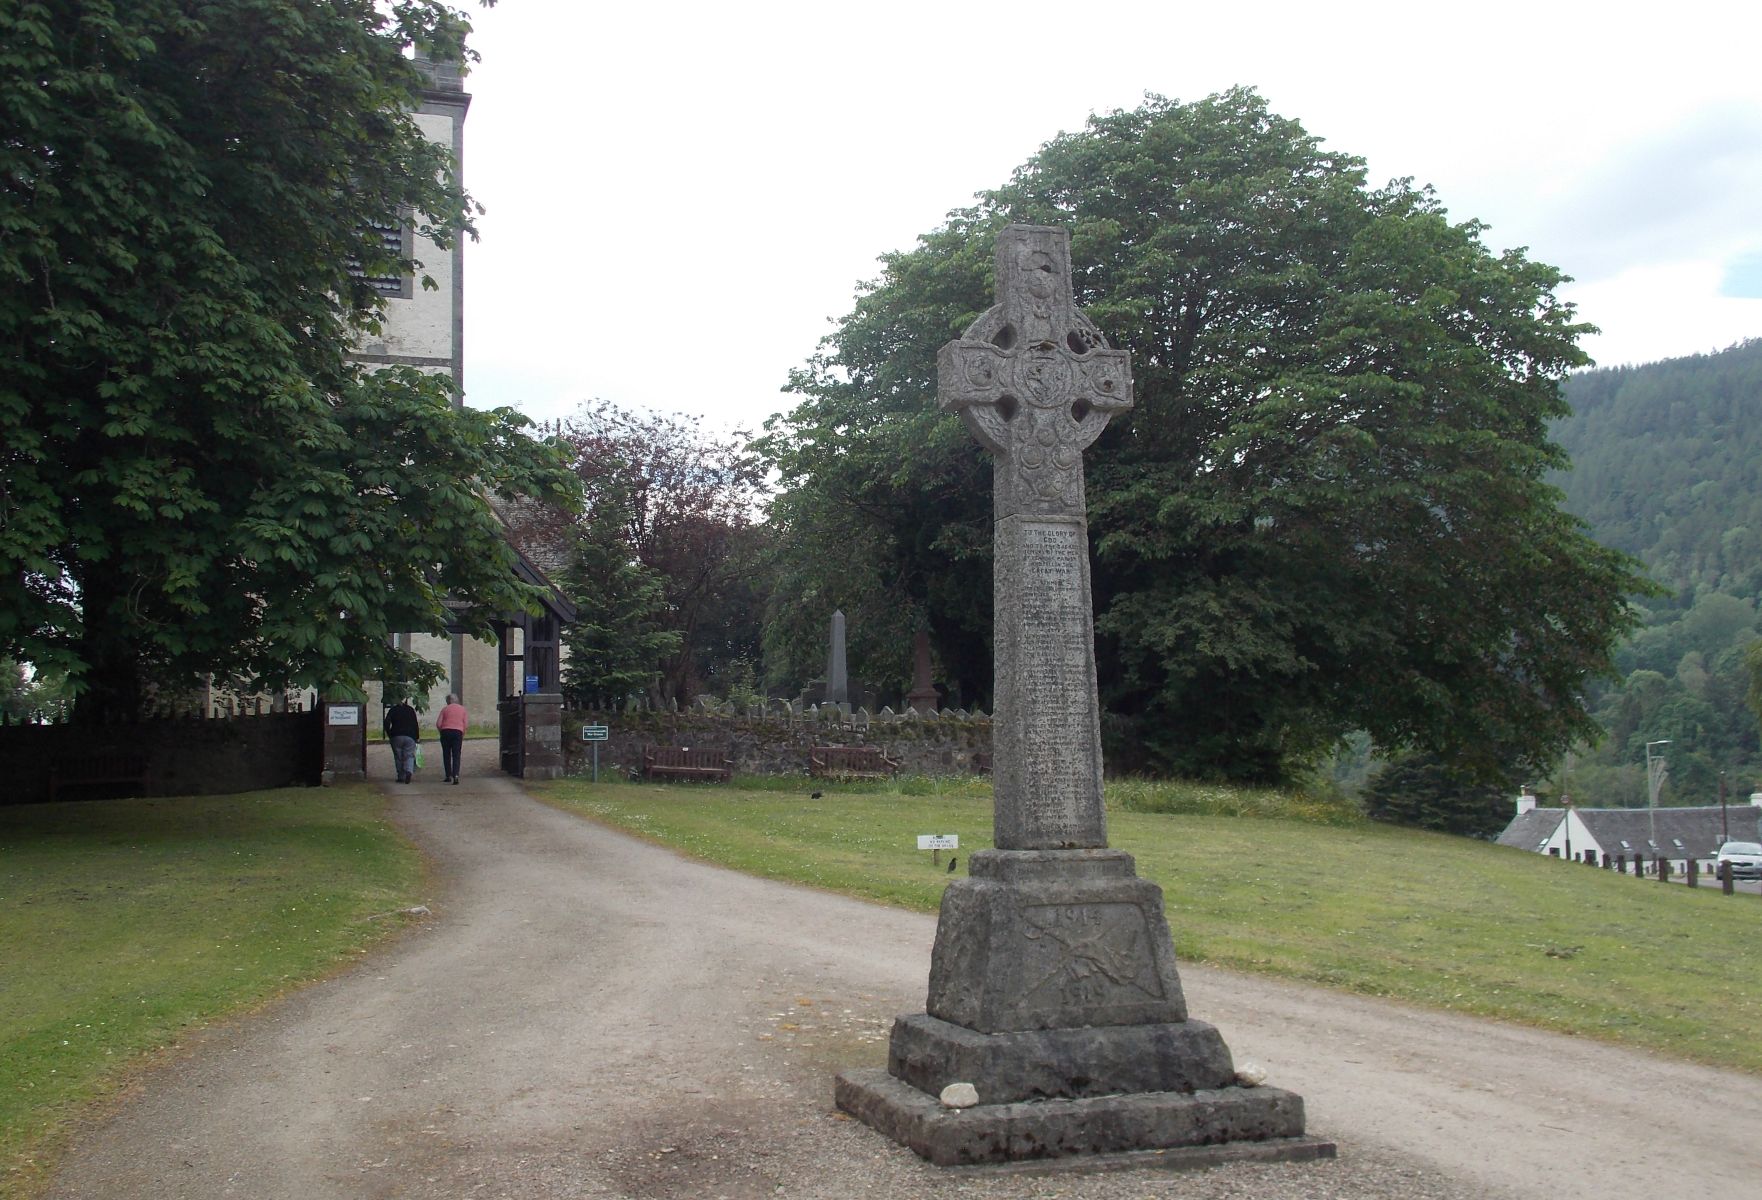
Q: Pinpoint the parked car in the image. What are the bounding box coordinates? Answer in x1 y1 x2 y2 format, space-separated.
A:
1715 840 1762 880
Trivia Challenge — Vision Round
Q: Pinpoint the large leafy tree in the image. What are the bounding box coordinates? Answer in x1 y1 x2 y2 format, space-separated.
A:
1 0 576 721
761 89 1645 783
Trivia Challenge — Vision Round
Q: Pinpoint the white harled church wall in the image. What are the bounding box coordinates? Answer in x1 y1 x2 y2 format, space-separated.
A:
364 634 497 724
459 637 500 716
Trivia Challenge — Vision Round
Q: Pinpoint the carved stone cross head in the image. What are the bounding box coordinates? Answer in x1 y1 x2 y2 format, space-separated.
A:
936 225 1133 518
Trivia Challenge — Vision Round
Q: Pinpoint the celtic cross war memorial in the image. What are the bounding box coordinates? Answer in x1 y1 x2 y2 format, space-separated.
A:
835 225 1334 1167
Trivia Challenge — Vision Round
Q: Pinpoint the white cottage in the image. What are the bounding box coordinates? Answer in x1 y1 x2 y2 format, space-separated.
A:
1496 790 1762 875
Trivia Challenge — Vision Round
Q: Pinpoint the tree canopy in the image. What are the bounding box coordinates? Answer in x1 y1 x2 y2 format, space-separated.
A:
1 0 575 720
530 402 768 708
760 89 1646 784
1362 753 1512 838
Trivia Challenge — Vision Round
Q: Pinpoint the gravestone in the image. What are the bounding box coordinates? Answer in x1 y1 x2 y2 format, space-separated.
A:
835 225 1332 1168
825 609 851 708
906 630 941 715
798 610 874 711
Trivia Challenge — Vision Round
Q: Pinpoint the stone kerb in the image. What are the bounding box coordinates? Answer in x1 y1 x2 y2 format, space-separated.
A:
561 707 992 780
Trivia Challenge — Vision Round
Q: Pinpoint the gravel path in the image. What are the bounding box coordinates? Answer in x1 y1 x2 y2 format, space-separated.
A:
43 742 1762 1198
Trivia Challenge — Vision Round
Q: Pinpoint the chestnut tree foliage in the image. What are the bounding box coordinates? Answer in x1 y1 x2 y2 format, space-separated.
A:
760 89 1646 784
1 1 576 720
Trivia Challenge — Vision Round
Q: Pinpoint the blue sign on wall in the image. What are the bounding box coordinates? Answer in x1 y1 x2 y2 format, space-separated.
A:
524 674 540 694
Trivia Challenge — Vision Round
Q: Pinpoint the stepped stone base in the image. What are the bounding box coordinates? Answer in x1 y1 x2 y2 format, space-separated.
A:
839 848 1329 1168
835 1069 1333 1168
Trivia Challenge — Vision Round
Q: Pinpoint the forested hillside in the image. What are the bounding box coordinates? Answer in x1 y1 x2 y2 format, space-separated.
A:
1559 340 1762 591
1552 339 1762 804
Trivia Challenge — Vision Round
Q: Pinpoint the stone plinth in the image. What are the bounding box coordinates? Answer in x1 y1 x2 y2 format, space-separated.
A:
320 701 366 783
888 1012 1233 1104
925 850 1188 1031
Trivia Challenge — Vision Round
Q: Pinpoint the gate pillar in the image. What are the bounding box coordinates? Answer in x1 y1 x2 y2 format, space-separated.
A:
320 700 367 783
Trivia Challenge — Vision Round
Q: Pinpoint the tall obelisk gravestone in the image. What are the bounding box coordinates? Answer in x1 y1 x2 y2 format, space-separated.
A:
836 226 1332 1167
824 609 850 709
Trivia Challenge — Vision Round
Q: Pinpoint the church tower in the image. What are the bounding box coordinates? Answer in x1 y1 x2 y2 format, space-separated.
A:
354 51 496 716
352 50 469 397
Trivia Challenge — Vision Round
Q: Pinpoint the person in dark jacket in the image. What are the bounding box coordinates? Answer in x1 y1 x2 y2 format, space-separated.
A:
383 697 421 783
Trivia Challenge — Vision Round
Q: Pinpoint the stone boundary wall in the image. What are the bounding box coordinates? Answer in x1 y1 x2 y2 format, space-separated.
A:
0 710 321 804
562 708 993 779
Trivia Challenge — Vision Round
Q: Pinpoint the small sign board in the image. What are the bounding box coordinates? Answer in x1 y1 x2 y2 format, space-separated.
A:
325 704 361 726
581 725 610 742
524 674 540 694
917 834 959 851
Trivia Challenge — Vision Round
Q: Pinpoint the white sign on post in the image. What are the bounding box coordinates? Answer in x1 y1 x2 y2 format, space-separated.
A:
326 705 361 726
917 835 959 851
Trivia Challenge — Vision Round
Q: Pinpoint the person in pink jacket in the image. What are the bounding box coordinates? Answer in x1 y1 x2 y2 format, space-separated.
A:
436 694 468 784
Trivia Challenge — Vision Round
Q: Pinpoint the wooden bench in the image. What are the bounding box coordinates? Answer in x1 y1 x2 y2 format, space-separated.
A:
810 745 900 780
642 746 733 783
48 752 151 801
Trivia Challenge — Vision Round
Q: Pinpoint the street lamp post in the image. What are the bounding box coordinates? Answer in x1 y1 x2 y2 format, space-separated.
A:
1645 739 1671 853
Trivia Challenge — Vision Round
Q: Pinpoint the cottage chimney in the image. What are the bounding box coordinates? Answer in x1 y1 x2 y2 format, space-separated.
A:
1517 788 1538 816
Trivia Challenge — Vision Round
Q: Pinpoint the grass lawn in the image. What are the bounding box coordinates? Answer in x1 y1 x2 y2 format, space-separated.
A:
0 786 424 1199
537 775 1762 1073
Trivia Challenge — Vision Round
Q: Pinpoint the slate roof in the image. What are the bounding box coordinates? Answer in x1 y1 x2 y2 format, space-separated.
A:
488 494 574 581
430 493 576 631
1494 808 1564 851
1496 804 1762 859
1575 805 1762 860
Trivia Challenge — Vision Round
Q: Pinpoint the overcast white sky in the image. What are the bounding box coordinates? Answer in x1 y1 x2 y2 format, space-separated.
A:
456 0 1762 432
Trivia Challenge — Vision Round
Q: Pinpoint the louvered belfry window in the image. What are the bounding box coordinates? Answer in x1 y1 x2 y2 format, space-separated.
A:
345 214 412 299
